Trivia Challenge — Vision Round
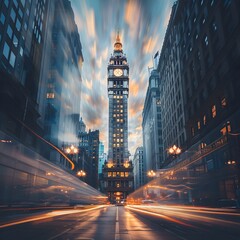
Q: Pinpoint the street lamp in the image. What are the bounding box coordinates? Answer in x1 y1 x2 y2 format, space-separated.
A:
65 145 78 154
147 170 156 178
64 145 79 169
77 170 86 181
168 145 181 157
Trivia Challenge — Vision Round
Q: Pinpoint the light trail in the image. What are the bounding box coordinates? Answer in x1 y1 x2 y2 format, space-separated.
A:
0 205 108 229
128 205 240 227
126 206 195 227
16 118 75 170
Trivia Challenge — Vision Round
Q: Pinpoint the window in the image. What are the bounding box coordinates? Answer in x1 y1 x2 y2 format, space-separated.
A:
21 0 25 7
212 105 217 118
197 121 201 130
203 115 207 125
13 35 18 47
13 0 18 7
46 93 55 99
191 127 195 137
3 42 10 59
204 36 209 46
16 19 21 31
4 0 9 7
7 26 13 39
18 9 23 19
212 22 217 32
221 98 227 108
0 13 5 25
10 9 16 22
20 47 23 56
9 52 16 67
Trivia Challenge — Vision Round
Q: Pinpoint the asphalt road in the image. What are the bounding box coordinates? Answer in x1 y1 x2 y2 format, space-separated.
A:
0 205 240 240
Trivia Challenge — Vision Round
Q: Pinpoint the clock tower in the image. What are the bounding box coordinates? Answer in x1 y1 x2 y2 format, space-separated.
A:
101 33 133 203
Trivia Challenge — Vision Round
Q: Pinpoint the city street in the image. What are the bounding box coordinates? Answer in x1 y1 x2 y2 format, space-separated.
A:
1 205 240 240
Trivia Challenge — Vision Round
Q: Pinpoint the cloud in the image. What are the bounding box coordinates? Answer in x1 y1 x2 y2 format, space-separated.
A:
124 0 141 39
143 36 159 54
72 0 175 154
86 8 96 38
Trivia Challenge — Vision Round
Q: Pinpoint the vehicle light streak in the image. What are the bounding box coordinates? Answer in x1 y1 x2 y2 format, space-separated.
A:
0 205 107 229
17 118 75 170
137 205 240 216
126 206 194 227
128 205 240 227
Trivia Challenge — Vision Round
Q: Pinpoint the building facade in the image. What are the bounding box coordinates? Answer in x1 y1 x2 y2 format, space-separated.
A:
157 0 240 205
133 146 144 190
0 0 84 177
157 2 186 165
0 0 47 150
142 67 163 183
102 33 134 203
78 128 100 189
39 0 83 167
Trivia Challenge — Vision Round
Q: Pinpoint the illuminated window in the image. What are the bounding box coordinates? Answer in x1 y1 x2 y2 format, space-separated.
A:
221 98 227 108
120 172 124 177
191 127 195 137
220 123 231 135
125 172 129 177
197 121 201 130
108 172 112 177
47 93 55 99
203 115 206 125
212 105 216 118
113 172 116 177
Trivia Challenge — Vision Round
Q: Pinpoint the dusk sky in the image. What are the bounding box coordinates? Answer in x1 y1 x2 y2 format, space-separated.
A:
71 0 175 156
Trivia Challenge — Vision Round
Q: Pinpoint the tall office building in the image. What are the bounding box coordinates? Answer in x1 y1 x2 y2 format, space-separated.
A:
142 67 163 182
133 146 144 190
38 0 83 167
102 33 133 203
78 128 100 189
157 0 240 205
0 0 47 149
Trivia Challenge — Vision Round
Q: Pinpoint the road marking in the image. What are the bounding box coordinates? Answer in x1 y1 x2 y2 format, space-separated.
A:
48 228 71 240
115 207 120 240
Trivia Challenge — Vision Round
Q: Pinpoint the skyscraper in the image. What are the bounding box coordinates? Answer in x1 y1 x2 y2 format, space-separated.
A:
102 33 133 203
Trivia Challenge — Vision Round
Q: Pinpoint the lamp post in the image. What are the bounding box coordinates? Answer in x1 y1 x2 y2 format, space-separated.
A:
147 170 156 178
77 170 86 181
65 145 79 169
168 145 181 158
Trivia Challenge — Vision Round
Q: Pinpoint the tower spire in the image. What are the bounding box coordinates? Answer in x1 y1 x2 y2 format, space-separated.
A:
114 31 122 51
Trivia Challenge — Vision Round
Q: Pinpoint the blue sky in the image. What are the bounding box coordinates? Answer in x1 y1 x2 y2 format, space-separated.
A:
71 0 175 156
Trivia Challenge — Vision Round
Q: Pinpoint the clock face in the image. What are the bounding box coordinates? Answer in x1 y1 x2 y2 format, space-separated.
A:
113 68 123 77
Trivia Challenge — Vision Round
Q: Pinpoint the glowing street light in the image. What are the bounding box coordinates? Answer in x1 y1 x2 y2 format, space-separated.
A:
168 145 181 157
147 170 156 178
65 145 78 154
77 170 86 178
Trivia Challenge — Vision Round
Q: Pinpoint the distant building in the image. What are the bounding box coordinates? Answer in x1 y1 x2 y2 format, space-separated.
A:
133 147 144 190
98 142 106 174
79 128 100 189
102 33 134 203
142 67 163 183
